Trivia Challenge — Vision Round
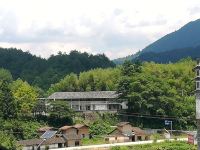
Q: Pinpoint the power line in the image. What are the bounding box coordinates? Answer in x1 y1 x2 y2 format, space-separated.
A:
117 113 178 120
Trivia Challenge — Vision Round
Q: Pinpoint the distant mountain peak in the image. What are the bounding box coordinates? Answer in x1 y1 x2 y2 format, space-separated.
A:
141 18 200 53
113 19 200 64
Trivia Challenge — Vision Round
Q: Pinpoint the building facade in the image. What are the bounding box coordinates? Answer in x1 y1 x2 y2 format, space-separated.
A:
47 91 127 112
106 122 150 143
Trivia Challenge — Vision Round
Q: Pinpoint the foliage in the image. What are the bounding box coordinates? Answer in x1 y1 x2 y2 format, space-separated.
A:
1 119 44 140
137 47 200 63
0 68 13 83
0 131 19 150
0 48 115 90
48 67 120 94
89 120 113 136
48 101 74 127
82 137 105 146
118 59 196 129
0 80 17 119
111 141 196 150
11 79 39 115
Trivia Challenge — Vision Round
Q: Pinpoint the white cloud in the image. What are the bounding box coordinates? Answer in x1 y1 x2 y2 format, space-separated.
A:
0 0 199 59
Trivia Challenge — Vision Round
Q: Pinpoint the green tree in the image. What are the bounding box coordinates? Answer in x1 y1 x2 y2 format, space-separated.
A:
0 68 13 83
48 101 73 127
0 131 18 150
11 79 38 115
0 80 16 119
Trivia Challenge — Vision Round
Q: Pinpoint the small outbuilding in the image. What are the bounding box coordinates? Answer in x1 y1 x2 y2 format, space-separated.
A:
105 122 150 143
73 124 90 138
18 133 66 150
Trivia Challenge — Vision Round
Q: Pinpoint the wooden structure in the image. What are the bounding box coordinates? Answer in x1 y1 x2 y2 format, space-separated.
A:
59 126 81 147
105 122 150 143
18 133 66 150
47 91 127 112
73 124 90 138
18 124 88 150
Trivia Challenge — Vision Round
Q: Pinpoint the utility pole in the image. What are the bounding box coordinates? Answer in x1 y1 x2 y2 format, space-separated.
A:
194 59 200 150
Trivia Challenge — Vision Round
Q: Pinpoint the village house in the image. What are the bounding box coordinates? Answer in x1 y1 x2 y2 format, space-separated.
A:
59 126 81 147
37 126 54 136
18 124 89 150
73 124 90 138
47 91 127 112
18 131 66 150
105 122 150 143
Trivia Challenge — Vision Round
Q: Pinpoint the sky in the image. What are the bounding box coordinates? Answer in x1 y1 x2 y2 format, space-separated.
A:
0 0 200 59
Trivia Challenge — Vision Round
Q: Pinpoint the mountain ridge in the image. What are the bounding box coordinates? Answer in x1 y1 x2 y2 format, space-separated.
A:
113 19 200 64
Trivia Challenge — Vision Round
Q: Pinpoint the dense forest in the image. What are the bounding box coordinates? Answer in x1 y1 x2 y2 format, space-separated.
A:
0 49 197 149
0 48 115 90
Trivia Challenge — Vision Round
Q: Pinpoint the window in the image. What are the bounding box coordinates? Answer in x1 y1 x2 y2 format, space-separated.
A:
82 134 85 138
115 137 117 140
197 82 200 89
137 136 142 141
197 70 200 76
86 105 91 110
75 141 80 146
76 129 79 135
58 143 62 148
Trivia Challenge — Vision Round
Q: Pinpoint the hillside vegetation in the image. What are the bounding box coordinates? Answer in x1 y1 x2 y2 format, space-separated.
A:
0 56 197 149
0 48 115 90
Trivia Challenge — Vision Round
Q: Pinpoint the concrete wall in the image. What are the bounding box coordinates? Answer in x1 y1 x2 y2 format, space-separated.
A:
95 104 107 110
67 140 80 147
22 144 61 150
106 136 130 143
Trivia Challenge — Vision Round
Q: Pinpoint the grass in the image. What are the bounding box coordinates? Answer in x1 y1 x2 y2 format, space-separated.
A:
111 141 196 150
82 136 105 145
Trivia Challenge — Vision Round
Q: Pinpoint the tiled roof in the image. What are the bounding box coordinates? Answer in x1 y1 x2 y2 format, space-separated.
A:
73 124 88 129
17 136 66 146
132 127 146 135
59 126 76 130
48 91 119 100
108 128 133 137
117 122 130 127
62 134 81 140
38 126 54 132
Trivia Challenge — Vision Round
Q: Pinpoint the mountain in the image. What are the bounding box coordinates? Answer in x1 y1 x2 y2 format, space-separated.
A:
113 53 138 65
142 19 200 53
137 45 200 63
113 19 200 64
0 48 115 89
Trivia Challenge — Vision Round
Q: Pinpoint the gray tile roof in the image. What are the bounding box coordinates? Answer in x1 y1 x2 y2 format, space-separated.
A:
48 91 119 100
17 136 66 146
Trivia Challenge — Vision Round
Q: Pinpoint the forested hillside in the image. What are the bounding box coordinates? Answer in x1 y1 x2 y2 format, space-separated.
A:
142 19 200 53
136 45 200 63
0 57 197 149
113 19 200 64
0 48 115 90
47 58 196 128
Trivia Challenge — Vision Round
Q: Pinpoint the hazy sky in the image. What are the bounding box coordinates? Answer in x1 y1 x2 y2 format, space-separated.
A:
0 0 200 59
